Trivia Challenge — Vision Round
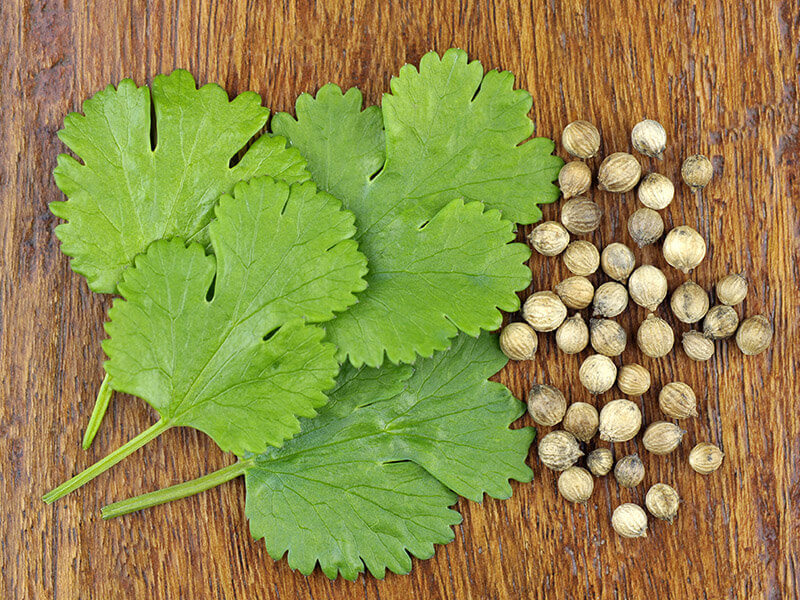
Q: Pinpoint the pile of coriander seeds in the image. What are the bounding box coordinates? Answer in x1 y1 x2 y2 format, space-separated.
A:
501 118 773 539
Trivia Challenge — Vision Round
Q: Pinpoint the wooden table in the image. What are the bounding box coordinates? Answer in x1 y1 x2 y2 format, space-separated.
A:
3 1 798 598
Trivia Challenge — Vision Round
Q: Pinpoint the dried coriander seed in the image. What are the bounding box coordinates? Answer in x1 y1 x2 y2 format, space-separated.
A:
523 291 567 332
663 226 706 273
579 354 617 395
590 318 627 357
563 240 600 276
538 430 583 471
562 120 601 159
616 364 651 396
628 265 668 311
555 276 595 310
563 402 599 442
556 314 589 354
601 243 636 282
586 448 614 476
646 483 680 522
681 154 713 190
612 503 648 538
682 330 715 361
628 207 664 247
598 152 642 193
614 453 645 488
560 196 603 234
637 172 674 209
527 384 567 426
528 221 570 256
558 466 594 503
498 322 538 361
688 442 724 474
658 382 698 419
716 274 748 306
642 422 685 455
736 315 773 355
670 280 710 324
636 314 675 358
703 305 739 339
593 281 629 318
631 119 667 159
558 160 592 200
599 399 642 442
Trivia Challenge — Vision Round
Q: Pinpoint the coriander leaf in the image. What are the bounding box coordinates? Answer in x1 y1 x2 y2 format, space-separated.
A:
51 69 309 293
44 176 367 502
273 48 562 367
102 333 534 581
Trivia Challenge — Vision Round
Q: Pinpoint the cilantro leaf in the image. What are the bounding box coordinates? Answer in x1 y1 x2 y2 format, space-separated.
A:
43 176 367 502
51 69 309 293
101 333 534 580
273 48 563 367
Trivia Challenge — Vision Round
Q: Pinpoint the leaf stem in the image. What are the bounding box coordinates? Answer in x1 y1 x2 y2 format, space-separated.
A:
82 373 114 449
43 419 172 504
101 459 253 519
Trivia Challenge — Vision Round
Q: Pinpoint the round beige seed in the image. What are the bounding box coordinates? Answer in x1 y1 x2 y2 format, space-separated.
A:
636 314 675 358
670 281 710 324
538 430 583 471
612 503 648 538
646 483 680 522
616 364 651 396
688 442 724 474
558 466 594 503
681 154 713 190
598 152 642 193
663 226 706 273
637 172 674 209
586 447 614 477
498 322 538 361
642 422 685 455
523 291 567 332
716 274 748 306
590 318 627 357
562 402 599 442
658 382 698 419
562 120 601 159
628 265 668 311
682 330 715 361
736 315 773 355
628 208 664 247
528 221 570 256
527 384 567 427
631 119 667 160
703 305 739 339
593 281 629 318
563 240 600 276
599 399 642 442
558 160 592 200
579 354 617 395
601 243 636 282
614 453 645 488
555 276 595 310
560 196 603 234
555 314 589 354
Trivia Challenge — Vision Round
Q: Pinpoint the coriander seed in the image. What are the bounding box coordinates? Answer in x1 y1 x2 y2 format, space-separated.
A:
663 226 706 273
528 221 570 256
563 402 599 442
703 305 739 339
614 453 645 488
628 265 668 311
688 442 724 474
681 154 713 190
563 240 600 276
579 354 617 395
628 207 664 247
562 120 601 159
616 363 651 396
523 291 567 332
593 281 629 318
636 314 674 358
612 503 648 538
598 152 642 193
555 276 595 310
646 483 680 522
556 314 589 354
498 322 538 361
538 430 583 471
682 330 715 361
560 196 603 234
590 318 627 357
527 384 567 426
558 466 594 503
586 447 614 477
631 119 667 159
637 172 674 209
599 399 642 442
716 274 748 306
601 243 636 282
658 382 698 419
670 280 709 324
558 160 592 200
736 315 773 355
642 422 685 455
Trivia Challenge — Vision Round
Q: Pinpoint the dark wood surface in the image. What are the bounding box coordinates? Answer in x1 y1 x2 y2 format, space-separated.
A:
2 1 798 598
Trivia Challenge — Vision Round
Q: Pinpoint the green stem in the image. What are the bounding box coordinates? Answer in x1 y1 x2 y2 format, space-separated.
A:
82 373 114 450
43 419 172 504
101 459 252 519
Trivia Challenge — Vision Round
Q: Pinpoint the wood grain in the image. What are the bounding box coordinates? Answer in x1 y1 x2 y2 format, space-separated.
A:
2 1 798 598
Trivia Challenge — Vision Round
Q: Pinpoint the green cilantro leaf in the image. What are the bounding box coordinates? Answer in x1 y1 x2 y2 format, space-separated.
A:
273 48 563 367
43 176 367 503
51 69 309 294
101 333 534 581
